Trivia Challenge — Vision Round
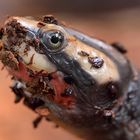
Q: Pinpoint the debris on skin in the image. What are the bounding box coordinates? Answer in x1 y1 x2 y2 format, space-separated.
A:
28 69 48 78
26 38 44 55
0 19 27 66
0 40 3 51
26 76 54 98
26 68 35 77
88 56 104 69
23 47 30 56
78 51 89 57
42 15 58 25
33 116 43 128
27 54 35 65
61 87 74 97
35 106 49 116
10 83 24 103
24 97 45 110
0 28 4 39
55 124 59 128
106 82 118 100
0 51 19 70
35 42 45 54
45 116 52 122
5 19 27 47
103 110 115 123
111 42 127 54
103 110 114 117
37 21 46 28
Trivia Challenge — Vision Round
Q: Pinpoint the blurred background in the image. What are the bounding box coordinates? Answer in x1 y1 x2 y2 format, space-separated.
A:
0 0 140 140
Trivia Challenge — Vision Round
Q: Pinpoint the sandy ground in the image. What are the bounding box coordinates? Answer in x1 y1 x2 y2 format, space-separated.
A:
0 8 140 140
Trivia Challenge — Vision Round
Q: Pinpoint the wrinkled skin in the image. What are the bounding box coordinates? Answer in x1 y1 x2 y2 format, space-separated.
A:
0 16 140 140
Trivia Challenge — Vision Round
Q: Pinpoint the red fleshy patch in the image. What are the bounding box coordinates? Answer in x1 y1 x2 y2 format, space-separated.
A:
50 73 75 108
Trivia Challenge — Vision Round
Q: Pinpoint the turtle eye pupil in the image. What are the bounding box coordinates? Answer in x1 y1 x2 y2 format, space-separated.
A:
51 34 60 44
48 31 64 49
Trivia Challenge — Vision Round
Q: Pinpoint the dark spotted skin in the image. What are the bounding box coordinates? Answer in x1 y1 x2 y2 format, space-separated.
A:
111 42 127 54
0 28 4 39
78 51 89 57
42 15 58 25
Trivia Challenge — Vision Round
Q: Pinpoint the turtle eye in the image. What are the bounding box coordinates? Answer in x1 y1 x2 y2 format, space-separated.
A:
42 30 64 52
48 31 63 48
